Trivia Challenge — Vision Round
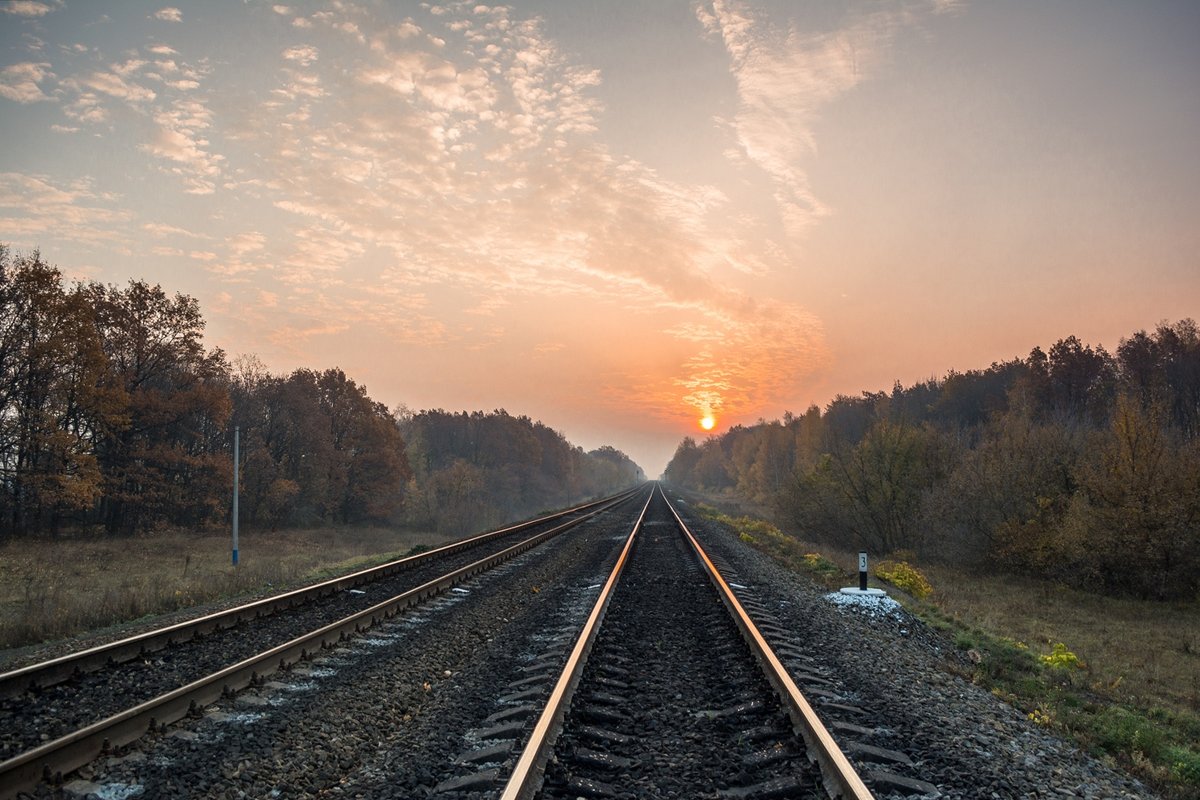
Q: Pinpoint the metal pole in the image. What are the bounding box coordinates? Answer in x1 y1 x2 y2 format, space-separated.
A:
858 551 867 591
232 426 239 566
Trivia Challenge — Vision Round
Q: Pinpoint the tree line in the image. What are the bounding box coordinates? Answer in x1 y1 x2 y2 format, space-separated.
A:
0 247 641 538
664 322 1200 601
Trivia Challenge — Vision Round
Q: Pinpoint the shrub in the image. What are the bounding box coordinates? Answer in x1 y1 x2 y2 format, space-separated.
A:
802 552 843 578
1170 746 1200 784
874 559 934 599
1084 705 1168 763
1041 642 1085 670
1029 706 1054 726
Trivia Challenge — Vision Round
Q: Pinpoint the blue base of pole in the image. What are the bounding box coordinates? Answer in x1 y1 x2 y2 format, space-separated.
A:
232 549 239 566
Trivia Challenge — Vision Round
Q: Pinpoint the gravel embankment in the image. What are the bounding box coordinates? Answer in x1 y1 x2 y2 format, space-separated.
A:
26 484 1157 800
37 504 641 799
670 491 1156 800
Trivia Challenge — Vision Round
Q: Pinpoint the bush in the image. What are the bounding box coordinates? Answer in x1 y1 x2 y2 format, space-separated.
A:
874 559 934 599
802 552 843 578
1170 746 1200 785
1040 642 1085 670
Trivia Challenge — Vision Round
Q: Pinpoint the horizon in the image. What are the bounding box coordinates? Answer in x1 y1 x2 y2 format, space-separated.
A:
3 1 1198 477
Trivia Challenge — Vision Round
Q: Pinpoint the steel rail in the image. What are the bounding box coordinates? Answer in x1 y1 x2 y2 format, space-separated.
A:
662 491 876 800
0 487 646 798
0 486 642 701
498 489 653 800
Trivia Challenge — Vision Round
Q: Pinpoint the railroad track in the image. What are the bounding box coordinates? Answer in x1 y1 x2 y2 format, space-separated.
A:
0 486 645 797
455 486 875 800
3 484 938 799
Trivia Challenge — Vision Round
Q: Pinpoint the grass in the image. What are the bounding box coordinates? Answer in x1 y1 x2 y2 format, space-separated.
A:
921 566 1200 799
687 500 1200 800
0 525 456 661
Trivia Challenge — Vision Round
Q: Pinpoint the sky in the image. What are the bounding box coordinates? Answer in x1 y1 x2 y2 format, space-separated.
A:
1 0 1198 477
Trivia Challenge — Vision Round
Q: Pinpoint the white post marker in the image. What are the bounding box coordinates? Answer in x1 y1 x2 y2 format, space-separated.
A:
840 549 885 596
232 425 239 566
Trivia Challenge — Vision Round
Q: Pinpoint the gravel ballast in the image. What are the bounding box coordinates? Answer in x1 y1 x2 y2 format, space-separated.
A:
19 484 1160 799
668 489 1157 800
537 493 826 799
34 502 643 799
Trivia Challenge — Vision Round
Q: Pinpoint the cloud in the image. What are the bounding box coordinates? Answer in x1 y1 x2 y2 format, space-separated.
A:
142 222 206 239
153 7 182 22
63 92 107 123
0 172 132 249
2 1 54 17
674 306 828 416
72 70 156 104
205 232 268 278
23 1 804 421
140 101 224 194
222 2 826 418
111 58 147 77
229 231 266 256
49 42 225 194
282 45 319 66
0 62 54 103
696 0 953 239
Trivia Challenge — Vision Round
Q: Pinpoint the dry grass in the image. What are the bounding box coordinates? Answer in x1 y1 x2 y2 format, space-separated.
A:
921 566 1200 716
0 525 456 660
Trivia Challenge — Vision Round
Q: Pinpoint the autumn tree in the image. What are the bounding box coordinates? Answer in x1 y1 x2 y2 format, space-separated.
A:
663 437 700 487
731 421 796 505
924 404 1083 567
827 419 950 554
316 368 410 523
0 252 117 535
1117 320 1200 438
582 445 641 500
1064 395 1200 599
1157 320 1200 438
664 321 1200 599
84 279 231 533
399 409 638 534
1028 336 1117 424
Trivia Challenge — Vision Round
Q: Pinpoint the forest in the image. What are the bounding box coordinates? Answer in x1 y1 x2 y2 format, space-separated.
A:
664 321 1200 601
0 247 641 539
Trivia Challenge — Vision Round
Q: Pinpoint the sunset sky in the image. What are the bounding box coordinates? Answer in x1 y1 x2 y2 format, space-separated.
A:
2 1 1198 476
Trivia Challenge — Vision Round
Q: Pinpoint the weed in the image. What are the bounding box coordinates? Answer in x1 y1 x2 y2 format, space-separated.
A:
1041 642 1085 670
1029 706 1054 726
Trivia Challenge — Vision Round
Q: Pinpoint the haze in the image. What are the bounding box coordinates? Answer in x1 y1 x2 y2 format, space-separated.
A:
2 0 1197 476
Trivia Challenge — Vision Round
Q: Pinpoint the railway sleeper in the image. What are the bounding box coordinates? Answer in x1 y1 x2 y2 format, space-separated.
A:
718 774 817 800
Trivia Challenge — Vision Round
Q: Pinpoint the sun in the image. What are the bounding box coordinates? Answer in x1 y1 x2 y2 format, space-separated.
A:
700 415 716 431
